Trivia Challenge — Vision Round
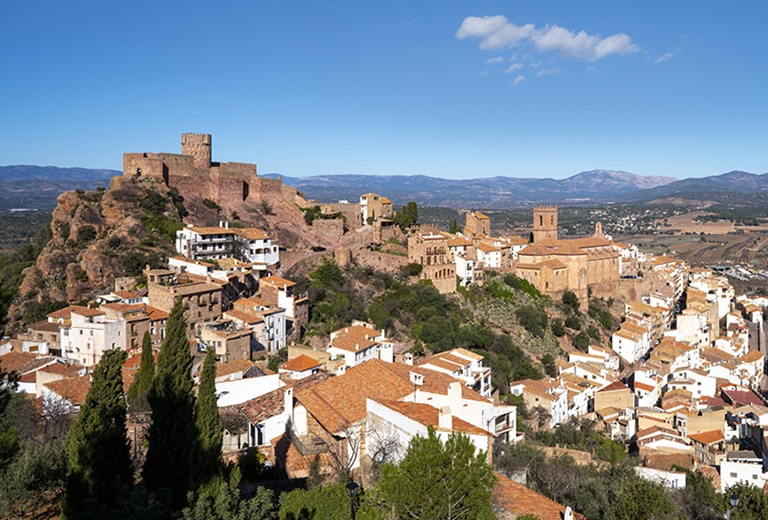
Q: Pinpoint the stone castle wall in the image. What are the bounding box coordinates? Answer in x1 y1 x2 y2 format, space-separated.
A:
123 134 310 209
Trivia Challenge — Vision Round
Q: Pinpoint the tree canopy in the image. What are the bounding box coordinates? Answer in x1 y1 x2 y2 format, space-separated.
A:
379 428 496 520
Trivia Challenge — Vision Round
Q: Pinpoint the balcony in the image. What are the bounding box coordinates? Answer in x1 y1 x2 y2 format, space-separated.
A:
285 427 328 456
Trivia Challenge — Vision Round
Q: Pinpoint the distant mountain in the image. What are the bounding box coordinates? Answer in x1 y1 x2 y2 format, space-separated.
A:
0 165 119 211
266 170 676 208
622 170 768 204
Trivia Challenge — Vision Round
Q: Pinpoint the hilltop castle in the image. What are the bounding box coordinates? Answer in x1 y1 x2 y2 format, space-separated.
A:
123 133 306 207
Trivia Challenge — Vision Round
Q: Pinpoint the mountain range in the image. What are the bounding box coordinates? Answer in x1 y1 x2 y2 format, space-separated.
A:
2 165 768 211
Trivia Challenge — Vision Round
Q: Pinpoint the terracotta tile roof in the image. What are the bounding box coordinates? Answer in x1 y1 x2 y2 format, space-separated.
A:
570 237 613 249
329 325 380 353
0 352 56 375
376 400 487 436
689 429 724 445
634 381 656 393
239 372 332 424
72 307 106 317
477 243 500 253
472 212 490 220
493 472 587 520
281 354 320 372
39 362 85 378
740 350 764 363
216 359 256 378
47 305 85 320
598 381 630 393
44 375 91 406
447 237 473 247
296 359 488 434
259 275 296 289
224 308 265 324
26 320 60 333
235 228 272 241
113 289 142 299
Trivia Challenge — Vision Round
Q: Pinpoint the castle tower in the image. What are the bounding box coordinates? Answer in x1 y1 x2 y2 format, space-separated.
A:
533 205 558 243
181 133 212 169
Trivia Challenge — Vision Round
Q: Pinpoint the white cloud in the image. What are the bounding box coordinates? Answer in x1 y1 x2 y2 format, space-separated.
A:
512 75 526 86
504 63 524 74
586 65 596 72
456 16 534 50
655 52 673 63
457 16 640 62
486 56 505 64
536 67 560 77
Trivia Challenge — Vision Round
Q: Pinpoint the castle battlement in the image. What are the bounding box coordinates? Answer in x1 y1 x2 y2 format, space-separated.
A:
122 133 307 209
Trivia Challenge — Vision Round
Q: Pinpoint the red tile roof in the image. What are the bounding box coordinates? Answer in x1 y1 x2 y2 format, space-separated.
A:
493 472 587 520
281 354 321 372
376 399 487 436
296 359 488 434
44 375 91 406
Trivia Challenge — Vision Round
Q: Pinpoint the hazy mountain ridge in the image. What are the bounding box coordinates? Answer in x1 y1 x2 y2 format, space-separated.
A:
0 166 119 211
4 165 768 210
267 169 676 208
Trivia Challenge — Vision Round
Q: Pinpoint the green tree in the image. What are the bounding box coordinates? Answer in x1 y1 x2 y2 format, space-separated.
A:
127 331 154 412
515 304 548 339
551 318 565 337
62 349 132 518
573 331 590 351
143 298 200 509
404 201 419 226
379 427 496 520
449 218 460 234
0 437 68 519
723 482 768 520
195 349 223 487
310 259 344 289
562 290 580 313
0 365 19 471
181 467 277 520
614 478 679 520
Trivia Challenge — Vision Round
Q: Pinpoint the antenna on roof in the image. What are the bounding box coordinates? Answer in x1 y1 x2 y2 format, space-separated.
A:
410 371 424 403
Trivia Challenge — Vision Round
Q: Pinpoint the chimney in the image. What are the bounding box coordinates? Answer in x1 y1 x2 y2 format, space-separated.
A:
404 352 414 366
284 387 294 417
439 406 452 430
448 381 462 406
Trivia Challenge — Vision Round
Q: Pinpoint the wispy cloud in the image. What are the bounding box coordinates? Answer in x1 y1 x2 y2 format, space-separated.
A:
486 56 505 65
655 52 673 63
536 68 561 77
457 15 640 62
512 75 526 86
504 63 524 74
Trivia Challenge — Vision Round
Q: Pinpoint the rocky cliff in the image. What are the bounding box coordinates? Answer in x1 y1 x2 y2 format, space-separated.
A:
7 172 353 333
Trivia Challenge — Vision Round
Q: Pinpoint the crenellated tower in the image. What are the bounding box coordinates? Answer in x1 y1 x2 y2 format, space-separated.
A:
181 133 212 169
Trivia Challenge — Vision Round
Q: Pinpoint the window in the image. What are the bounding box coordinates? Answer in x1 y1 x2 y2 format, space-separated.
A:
730 472 737 478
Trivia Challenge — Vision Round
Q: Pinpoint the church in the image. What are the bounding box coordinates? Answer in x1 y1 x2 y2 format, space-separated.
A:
515 206 620 305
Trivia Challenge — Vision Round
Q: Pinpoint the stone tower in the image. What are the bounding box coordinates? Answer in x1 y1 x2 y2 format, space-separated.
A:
533 206 558 243
181 133 212 169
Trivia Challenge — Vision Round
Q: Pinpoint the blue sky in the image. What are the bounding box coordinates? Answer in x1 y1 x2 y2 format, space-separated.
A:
2 1 766 179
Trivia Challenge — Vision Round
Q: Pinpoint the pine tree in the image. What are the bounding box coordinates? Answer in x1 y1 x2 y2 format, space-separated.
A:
143 298 200 509
62 349 132 518
127 331 154 412
195 348 222 487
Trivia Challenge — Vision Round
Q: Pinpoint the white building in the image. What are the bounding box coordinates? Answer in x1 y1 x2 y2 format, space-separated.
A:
720 450 768 492
61 307 126 367
418 347 493 397
175 223 279 267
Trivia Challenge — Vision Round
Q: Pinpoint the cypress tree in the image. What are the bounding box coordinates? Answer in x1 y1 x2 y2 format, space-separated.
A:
62 349 132 518
143 298 200 509
195 348 223 487
127 331 154 412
